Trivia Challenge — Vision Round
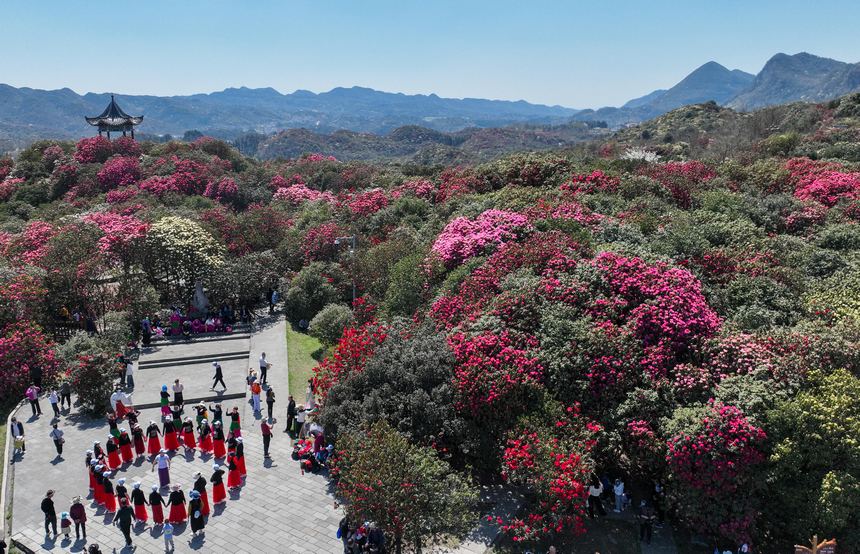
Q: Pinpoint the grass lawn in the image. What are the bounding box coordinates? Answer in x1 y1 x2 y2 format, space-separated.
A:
490 515 641 554
287 325 325 401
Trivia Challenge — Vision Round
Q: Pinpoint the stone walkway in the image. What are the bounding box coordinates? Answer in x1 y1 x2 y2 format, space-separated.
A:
9 312 344 553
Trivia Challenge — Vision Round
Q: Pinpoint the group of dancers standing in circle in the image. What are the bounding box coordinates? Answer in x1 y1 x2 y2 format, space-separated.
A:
84 385 248 537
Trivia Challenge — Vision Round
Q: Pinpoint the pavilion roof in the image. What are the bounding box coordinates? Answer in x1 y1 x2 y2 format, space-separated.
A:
85 95 143 127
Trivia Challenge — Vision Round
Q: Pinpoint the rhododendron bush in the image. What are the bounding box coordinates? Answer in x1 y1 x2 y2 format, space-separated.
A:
0 322 61 398
431 209 534 267
313 322 388 403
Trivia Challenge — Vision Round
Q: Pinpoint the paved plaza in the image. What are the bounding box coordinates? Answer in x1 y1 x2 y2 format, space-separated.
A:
8 313 344 553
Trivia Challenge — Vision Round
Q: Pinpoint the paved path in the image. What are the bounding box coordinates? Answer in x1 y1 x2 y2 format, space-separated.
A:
9 313 344 553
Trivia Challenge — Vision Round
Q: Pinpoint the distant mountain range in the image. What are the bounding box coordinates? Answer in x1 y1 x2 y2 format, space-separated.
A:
3 51 860 157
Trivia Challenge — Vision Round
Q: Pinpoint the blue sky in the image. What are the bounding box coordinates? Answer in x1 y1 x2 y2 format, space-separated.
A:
1 0 858 108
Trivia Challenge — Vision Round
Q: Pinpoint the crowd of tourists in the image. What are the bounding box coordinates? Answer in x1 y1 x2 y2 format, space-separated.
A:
139 303 253 346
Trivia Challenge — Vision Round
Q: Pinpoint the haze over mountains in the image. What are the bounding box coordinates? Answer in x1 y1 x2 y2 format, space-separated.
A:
2 52 860 156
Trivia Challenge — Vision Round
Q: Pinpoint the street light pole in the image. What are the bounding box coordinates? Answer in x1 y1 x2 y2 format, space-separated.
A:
334 235 357 304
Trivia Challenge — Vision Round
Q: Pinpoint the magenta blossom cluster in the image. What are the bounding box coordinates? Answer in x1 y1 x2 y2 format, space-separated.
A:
272 183 336 205
559 170 620 195
97 156 141 189
82 212 149 258
203 177 239 203
431 209 533 268
346 188 389 217
391 179 436 201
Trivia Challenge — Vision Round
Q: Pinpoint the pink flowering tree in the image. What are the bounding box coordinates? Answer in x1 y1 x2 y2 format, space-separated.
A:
82 212 149 269
97 156 141 189
74 136 114 164
203 177 239 203
431 209 534 268
665 402 767 543
0 322 62 400
346 188 389 217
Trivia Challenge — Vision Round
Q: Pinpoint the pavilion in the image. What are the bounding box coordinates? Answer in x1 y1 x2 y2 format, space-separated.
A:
85 94 143 139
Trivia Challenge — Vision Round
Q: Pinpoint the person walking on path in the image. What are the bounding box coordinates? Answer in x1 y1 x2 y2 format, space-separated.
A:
235 437 247 477
112 498 135 547
228 406 241 437
181 417 197 451
130 482 148 523
149 485 167 525
26 383 42 416
125 360 135 389
60 510 72 540
188 491 205 537
11 417 24 451
70 495 87 541
613 478 625 512
163 521 175 552
198 419 213 453
115 478 130 507
60 380 71 410
226 454 241 490
251 380 262 414
587 478 606 519
259 352 270 385
153 450 172 488
172 379 184 407
49 423 64 457
295 404 307 437
266 387 276 421
210 464 226 504
193 471 210 516
132 424 146 458
211 361 226 390
212 421 226 458
167 484 187 524
306 379 316 409
163 416 179 451
638 500 656 545
160 384 171 417
41 489 57 536
119 428 134 464
285 395 296 434
261 419 273 459
102 472 117 513
49 389 60 418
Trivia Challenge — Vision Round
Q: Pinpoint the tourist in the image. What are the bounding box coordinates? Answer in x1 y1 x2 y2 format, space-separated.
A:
638 500 656 545
208 403 223 426
60 510 72 540
109 387 131 420
93 465 105 507
49 423 64 457
163 521 175 551
210 463 226 504
10 417 24 451
266 287 274 314
12 435 25 461
149 485 167 525
163 415 179 451
49 389 60 418
153 449 172 488
125 360 135 389
246 368 257 389
112 498 135 547
226 453 241 490
106 436 121 468
211 361 226 390
107 412 120 439
170 405 183 433
172 379 184 407
259 352 270 385
59 380 71 410
266 386 276 421
188 490 205 536
193 471 210 516
614 478 625 512
199 419 213 453
41 489 57 536
93 439 104 460
132 424 146 458
295 404 307 437
130 482 148 523
194 402 208 428
69 496 87 541
338 516 351 553
587 477 606 519
251 379 262 414
235 436 247 476
115 477 130 506
86 452 95 489
167 484 187 524
181 417 197 451
367 523 386 553
229 406 241 437
160 385 171 416
261 418 273 458
285 395 296 434
212 421 226 458
119 428 134 464
102 472 117 513
306 379 316 409
26 383 42 416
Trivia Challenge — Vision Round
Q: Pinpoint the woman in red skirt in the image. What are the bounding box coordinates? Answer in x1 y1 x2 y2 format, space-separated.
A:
102 471 117 513
235 437 247 477
93 465 105 506
146 420 162 457
192 471 210 516
118 429 134 464
181 417 196 451
210 463 226 504
167 484 187 524
87 453 95 490
106 436 122 469
149 485 166 525
198 420 213 453
163 416 179 451
130 482 148 523
212 421 226 458
132 424 146 458
226 454 241 490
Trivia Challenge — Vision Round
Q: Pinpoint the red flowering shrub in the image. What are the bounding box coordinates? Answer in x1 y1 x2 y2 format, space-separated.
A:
449 331 543 419
268 173 305 191
785 203 828 233
112 136 141 157
82 212 149 261
97 156 141 189
705 334 775 379
272 183 336 205
497 402 599 542
74 136 114 163
105 186 140 204
203 177 239 203
641 161 716 208
0 322 61 399
346 188 389 216
431 209 533 268
9 221 58 266
559 170 620 195
391 179 436 201
0 178 24 201
313 322 388 404
666 402 767 542
302 222 344 262
41 145 65 166
436 167 484 203
0 271 46 327
0 158 12 182
794 170 860 207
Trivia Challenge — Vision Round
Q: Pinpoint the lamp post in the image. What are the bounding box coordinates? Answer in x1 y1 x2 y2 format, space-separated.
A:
334 235 357 303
